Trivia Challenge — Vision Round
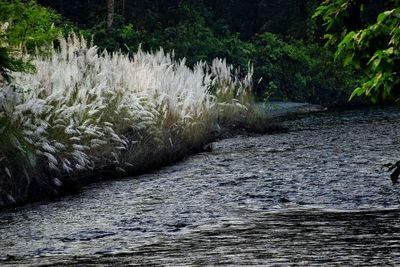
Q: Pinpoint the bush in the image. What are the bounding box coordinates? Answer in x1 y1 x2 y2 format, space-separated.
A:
252 32 358 105
0 0 62 83
0 0 61 53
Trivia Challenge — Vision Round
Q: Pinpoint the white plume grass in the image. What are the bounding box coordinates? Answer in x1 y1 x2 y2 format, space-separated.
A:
0 33 257 205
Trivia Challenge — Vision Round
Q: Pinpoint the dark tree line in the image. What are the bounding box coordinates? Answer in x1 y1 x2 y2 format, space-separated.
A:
31 0 387 105
37 0 387 41
38 0 320 39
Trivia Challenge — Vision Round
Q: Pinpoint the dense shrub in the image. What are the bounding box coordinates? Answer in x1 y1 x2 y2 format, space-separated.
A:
314 0 400 103
252 32 358 105
0 0 60 53
0 0 61 82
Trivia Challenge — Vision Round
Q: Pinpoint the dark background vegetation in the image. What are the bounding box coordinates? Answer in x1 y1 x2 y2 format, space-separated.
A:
16 0 388 105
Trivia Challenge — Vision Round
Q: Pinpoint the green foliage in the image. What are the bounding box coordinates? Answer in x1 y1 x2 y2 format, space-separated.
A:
0 0 61 82
79 16 144 53
82 12 255 71
0 0 61 53
0 44 31 83
314 0 400 102
154 21 223 64
253 32 357 104
0 24 34 82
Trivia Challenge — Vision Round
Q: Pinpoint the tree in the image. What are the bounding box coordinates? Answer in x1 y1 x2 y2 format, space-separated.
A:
0 0 61 53
313 0 400 103
0 0 61 82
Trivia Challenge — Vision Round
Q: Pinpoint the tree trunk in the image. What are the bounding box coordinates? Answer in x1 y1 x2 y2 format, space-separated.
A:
107 0 115 29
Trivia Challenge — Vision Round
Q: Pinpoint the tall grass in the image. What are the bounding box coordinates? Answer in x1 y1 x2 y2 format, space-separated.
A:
0 34 261 207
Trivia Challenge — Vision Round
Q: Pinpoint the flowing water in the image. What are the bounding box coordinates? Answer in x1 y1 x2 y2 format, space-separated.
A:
1 106 400 266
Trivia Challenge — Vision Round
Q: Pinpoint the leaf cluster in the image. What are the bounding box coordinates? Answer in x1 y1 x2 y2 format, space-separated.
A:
0 0 61 83
252 32 357 104
0 0 61 53
314 0 400 102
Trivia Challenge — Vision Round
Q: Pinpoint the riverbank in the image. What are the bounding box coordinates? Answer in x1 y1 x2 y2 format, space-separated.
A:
0 96 325 210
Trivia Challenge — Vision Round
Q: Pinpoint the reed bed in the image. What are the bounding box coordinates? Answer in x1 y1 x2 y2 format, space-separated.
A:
0 34 262 207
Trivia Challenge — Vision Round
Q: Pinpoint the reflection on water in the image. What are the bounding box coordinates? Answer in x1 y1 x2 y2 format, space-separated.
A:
1 106 400 266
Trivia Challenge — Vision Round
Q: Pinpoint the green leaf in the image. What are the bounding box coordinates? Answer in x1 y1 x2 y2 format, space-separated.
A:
349 87 365 100
343 52 354 66
377 12 387 23
377 10 396 23
341 31 356 44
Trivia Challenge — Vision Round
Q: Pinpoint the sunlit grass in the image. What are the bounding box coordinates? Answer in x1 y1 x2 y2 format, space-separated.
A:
0 33 268 206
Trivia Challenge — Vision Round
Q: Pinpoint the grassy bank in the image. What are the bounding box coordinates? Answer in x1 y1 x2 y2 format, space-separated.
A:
0 34 274 208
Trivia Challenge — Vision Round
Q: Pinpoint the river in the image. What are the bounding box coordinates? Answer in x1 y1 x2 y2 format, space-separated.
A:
1 106 400 266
